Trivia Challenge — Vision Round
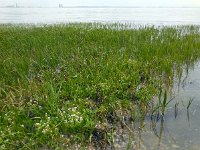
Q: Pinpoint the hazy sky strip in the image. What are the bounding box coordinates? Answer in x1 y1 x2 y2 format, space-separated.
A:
0 0 200 7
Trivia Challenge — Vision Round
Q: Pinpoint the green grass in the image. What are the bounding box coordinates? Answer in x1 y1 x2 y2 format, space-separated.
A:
0 23 200 149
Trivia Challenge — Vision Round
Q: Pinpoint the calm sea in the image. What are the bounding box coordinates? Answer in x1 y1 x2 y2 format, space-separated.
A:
0 7 200 25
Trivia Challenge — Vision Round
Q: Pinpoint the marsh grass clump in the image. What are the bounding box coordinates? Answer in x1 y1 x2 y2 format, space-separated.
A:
0 23 200 149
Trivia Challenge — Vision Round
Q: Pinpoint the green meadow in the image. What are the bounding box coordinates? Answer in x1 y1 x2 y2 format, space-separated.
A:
0 24 200 149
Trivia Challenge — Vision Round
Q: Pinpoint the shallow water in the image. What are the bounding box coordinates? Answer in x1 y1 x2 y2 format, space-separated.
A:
111 62 200 150
0 7 200 25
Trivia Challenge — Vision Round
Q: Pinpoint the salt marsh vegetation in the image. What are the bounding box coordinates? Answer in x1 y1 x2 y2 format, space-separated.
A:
0 23 200 149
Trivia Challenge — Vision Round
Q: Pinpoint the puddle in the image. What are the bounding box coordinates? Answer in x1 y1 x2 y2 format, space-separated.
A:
110 62 200 150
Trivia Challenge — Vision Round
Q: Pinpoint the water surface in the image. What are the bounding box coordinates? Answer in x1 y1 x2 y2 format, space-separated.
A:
0 7 200 25
113 62 200 150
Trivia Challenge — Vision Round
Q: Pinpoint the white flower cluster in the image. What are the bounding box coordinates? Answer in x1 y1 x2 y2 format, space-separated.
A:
58 106 83 124
35 113 58 134
34 106 84 134
67 107 83 124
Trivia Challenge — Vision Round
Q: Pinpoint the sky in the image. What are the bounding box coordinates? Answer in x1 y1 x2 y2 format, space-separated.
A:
0 0 200 7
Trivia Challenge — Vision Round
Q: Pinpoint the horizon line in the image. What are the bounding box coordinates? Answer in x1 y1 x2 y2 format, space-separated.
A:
1 5 200 8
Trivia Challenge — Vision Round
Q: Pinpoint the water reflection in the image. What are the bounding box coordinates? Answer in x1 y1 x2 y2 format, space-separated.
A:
110 62 200 150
